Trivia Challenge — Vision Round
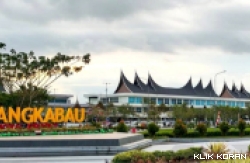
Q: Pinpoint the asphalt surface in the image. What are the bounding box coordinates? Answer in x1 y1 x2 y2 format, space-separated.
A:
0 156 114 163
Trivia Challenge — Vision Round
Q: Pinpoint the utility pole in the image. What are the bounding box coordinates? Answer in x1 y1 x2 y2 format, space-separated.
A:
103 83 111 107
213 70 226 126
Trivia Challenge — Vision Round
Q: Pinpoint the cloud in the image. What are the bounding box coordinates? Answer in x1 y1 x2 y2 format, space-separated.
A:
1 0 250 103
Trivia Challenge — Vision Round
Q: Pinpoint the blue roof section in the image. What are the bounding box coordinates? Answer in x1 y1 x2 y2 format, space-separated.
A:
115 71 221 98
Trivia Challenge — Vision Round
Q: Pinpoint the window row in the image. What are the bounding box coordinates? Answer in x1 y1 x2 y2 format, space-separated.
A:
101 97 119 103
49 99 67 103
127 97 245 107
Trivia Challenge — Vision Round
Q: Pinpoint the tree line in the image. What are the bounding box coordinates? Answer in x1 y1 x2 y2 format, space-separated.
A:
0 42 90 108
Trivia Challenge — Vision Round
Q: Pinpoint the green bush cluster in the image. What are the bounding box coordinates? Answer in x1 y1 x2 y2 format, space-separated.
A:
219 121 230 135
173 119 187 137
142 128 250 138
187 122 195 128
238 119 246 135
112 147 203 163
201 159 250 163
196 122 207 136
147 122 159 137
116 122 128 132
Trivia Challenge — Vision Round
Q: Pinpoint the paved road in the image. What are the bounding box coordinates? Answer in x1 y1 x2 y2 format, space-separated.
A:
0 156 114 163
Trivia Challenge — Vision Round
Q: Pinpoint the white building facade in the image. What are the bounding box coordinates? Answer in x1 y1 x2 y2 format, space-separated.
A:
84 71 250 119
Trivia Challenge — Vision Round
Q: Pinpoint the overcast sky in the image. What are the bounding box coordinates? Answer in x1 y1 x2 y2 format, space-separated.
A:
1 0 250 103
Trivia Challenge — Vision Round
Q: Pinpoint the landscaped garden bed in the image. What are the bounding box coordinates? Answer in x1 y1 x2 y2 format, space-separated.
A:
0 123 113 137
112 143 250 163
112 147 204 163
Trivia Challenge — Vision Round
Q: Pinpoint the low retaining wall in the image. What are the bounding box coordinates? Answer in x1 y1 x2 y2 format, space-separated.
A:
0 139 152 157
0 133 152 157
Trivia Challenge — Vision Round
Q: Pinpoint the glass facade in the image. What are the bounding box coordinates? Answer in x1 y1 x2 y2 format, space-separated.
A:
158 98 164 104
49 99 67 103
165 98 169 104
136 107 141 112
126 96 246 108
171 99 176 105
128 97 142 104
151 98 156 104
201 100 206 106
177 99 182 105
183 99 189 104
110 97 119 103
195 100 201 106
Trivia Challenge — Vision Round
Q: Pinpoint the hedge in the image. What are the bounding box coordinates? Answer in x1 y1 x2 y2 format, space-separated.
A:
112 147 203 163
142 128 250 138
202 159 250 163
0 128 114 137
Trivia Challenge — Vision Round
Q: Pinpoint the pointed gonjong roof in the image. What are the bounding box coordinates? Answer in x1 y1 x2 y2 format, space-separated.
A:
73 97 81 108
194 79 206 96
240 83 250 98
114 71 220 97
204 80 218 97
230 82 249 99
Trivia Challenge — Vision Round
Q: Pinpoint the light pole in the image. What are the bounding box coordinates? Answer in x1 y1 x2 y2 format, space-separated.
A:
103 82 110 107
213 70 226 125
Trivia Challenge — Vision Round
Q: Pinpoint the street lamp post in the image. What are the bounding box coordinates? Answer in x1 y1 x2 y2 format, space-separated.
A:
213 70 226 125
103 82 111 107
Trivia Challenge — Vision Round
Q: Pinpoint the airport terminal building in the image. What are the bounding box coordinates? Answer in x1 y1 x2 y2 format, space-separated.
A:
84 71 250 114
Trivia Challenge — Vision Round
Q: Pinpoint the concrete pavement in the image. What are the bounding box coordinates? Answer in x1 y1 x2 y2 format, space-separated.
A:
0 156 114 163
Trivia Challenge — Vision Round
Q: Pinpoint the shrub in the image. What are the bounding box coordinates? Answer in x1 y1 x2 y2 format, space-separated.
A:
238 119 246 136
173 119 187 137
204 142 230 155
201 159 250 163
187 122 195 128
116 122 128 132
112 147 203 163
196 122 207 136
152 150 175 160
219 121 230 136
112 150 155 163
184 131 200 137
147 122 159 137
91 122 101 128
206 130 222 137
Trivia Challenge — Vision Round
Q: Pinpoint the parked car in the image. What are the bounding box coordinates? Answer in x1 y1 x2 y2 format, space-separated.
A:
157 121 164 128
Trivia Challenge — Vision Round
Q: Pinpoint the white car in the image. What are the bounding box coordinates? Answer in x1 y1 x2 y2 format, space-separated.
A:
157 121 164 128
